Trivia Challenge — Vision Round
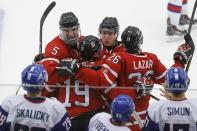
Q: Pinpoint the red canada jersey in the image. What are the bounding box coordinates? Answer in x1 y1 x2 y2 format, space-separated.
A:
44 35 83 59
40 35 104 117
75 50 185 130
40 35 82 85
41 77 104 117
75 51 167 129
76 51 167 94
99 42 126 62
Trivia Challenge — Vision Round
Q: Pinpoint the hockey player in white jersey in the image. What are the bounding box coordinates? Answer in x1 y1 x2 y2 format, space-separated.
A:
0 63 72 131
166 0 197 36
88 94 142 131
143 67 197 131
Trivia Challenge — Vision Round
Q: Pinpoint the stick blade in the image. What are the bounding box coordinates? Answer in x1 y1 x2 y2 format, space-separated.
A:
39 1 56 55
40 1 56 25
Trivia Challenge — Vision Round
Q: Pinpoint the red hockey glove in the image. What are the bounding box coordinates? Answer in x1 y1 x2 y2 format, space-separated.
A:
173 34 194 65
132 77 154 99
56 58 80 76
173 43 194 65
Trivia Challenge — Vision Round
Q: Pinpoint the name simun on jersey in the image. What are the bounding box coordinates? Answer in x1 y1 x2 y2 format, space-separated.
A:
167 107 190 116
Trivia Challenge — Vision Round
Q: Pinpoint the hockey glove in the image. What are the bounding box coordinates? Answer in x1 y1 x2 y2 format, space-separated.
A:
56 58 80 76
34 53 45 62
132 77 154 99
173 43 194 65
81 61 102 70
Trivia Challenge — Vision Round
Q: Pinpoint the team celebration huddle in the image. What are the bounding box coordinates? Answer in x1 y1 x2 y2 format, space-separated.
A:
0 0 197 130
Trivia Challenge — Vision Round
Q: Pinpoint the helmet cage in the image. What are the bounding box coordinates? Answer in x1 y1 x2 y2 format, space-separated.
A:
59 12 80 47
59 25 81 47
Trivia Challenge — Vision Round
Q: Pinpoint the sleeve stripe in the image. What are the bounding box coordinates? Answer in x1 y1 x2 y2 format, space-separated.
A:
136 110 147 115
103 72 114 85
102 64 118 78
155 70 167 80
40 58 60 64
104 83 117 94
125 120 145 126
132 111 144 128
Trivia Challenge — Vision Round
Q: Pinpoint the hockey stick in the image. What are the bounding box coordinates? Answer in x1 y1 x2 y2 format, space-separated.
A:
150 94 160 101
188 0 197 34
16 2 56 95
185 0 197 72
39 1 56 56
16 84 21 95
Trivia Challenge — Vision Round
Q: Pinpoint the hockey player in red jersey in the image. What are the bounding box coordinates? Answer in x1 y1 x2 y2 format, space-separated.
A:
55 35 105 118
39 12 82 87
98 17 125 62
54 26 194 130
36 12 104 131
41 29 105 131
38 12 84 131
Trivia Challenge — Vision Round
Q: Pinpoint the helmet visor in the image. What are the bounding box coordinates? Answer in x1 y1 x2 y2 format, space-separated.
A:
60 26 80 46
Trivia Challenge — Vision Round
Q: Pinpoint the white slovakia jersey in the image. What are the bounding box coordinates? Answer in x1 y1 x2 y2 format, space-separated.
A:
88 112 130 131
143 98 197 131
0 95 71 131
